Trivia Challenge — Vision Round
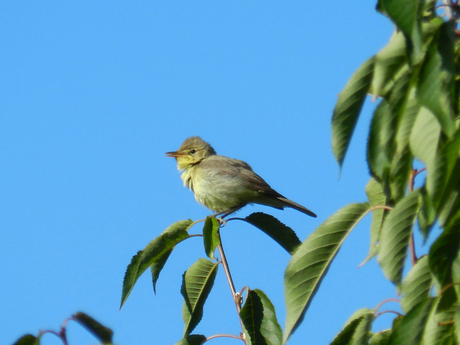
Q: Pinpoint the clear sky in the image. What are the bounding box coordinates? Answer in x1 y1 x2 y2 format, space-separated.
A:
0 2 415 344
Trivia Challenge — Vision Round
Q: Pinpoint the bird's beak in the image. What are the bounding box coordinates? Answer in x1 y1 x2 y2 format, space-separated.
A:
165 151 184 158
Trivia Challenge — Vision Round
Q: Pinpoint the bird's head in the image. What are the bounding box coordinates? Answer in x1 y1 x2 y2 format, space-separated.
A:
165 136 216 171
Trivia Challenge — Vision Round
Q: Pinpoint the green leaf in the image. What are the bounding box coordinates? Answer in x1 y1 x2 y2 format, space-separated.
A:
73 312 114 344
439 157 460 228
330 309 374 345
423 301 455 345
239 212 301 255
418 187 436 239
120 219 192 309
409 106 441 166
377 0 423 61
378 189 420 286
400 256 433 313
367 100 393 181
332 57 375 167
370 31 408 99
454 304 460 344
240 289 283 345
429 218 460 292
175 335 207 345
284 203 371 343
388 298 436 345
13 335 39 345
202 216 220 260
369 330 391 345
182 258 218 336
417 22 456 139
360 178 387 266
150 250 172 294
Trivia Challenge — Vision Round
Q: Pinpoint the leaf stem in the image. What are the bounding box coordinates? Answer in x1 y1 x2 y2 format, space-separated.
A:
205 333 245 343
373 298 400 312
217 231 247 344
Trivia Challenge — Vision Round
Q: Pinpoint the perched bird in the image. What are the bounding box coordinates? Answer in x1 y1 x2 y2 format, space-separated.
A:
166 136 317 218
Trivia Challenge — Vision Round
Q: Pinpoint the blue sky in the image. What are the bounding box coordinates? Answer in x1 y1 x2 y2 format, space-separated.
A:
0 2 420 344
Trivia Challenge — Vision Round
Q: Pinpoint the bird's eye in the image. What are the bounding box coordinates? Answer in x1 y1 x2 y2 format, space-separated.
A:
190 149 196 154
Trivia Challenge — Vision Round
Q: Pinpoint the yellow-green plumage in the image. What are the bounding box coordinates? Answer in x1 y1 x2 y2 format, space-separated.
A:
166 136 316 218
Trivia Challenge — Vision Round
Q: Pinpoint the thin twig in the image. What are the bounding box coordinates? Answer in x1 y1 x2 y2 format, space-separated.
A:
217 231 247 344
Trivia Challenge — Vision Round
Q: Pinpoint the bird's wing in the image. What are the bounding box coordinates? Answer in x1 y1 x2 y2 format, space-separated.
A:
201 155 282 195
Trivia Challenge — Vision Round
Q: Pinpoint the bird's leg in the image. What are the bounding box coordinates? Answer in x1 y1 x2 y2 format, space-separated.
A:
210 203 246 226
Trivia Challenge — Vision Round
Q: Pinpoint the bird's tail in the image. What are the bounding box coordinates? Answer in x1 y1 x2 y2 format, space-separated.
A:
277 197 317 218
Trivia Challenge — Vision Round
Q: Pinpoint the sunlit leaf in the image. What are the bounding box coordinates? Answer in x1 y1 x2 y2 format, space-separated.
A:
181 258 218 336
238 212 301 255
332 57 375 167
423 301 454 345
400 256 433 313
409 106 441 167
73 312 113 344
369 330 391 345
378 189 420 286
203 216 220 260
360 178 387 266
120 219 192 308
330 308 374 345
370 31 407 99
417 22 456 139
284 203 371 343
240 289 283 345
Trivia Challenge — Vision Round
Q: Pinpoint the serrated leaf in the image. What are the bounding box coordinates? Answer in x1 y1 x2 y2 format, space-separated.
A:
120 219 192 309
332 57 375 167
203 216 220 260
409 106 441 167
400 256 433 313
330 309 374 345
151 250 172 294
388 298 436 345
175 334 207 345
417 22 456 139
370 31 408 99
73 312 113 344
369 330 391 345
367 100 393 181
418 187 436 239
13 335 39 345
454 304 460 344
240 289 283 345
423 300 454 345
360 178 387 266
378 189 420 286
439 158 460 228
239 212 301 255
182 258 218 336
378 0 423 61
284 203 371 343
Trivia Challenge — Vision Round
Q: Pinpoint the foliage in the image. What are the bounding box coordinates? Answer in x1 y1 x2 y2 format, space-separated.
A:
13 0 460 344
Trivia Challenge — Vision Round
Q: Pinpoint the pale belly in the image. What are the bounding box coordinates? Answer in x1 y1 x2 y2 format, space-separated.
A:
182 167 258 212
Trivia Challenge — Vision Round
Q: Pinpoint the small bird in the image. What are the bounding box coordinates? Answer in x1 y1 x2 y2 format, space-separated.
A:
166 136 316 218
